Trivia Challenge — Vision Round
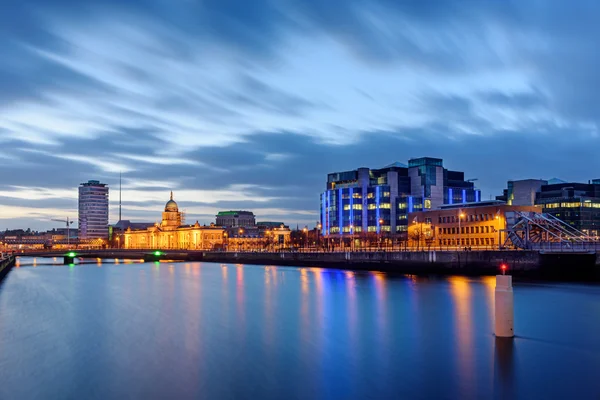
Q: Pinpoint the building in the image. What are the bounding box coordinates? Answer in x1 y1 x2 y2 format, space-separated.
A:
123 192 225 250
408 201 541 249
535 181 600 237
498 179 600 237
501 179 548 206
320 157 481 240
78 180 109 239
216 211 256 228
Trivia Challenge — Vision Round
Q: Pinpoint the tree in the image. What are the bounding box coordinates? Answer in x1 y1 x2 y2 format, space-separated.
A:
409 228 424 250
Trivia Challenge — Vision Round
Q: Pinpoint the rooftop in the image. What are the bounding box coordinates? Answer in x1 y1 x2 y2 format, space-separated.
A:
217 210 255 216
439 200 507 209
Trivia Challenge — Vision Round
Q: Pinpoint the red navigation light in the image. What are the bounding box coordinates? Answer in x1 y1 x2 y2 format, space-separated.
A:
501 264 507 275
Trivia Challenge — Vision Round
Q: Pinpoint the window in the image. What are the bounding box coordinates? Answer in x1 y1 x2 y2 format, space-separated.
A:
382 191 391 197
352 204 362 210
352 192 362 199
475 227 479 234
343 204 351 210
368 204 376 210
367 193 374 199
424 199 432 209
379 203 391 209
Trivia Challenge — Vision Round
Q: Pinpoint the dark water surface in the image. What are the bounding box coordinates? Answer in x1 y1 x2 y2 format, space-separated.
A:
1 258 599 399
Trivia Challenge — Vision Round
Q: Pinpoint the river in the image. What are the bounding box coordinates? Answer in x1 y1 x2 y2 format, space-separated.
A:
0 258 599 399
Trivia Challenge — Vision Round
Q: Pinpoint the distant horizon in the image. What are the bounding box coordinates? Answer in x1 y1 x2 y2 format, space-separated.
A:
3 1 600 231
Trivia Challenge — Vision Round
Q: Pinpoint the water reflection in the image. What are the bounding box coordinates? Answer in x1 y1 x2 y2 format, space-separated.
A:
1 261 600 399
494 338 516 398
448 276 475 396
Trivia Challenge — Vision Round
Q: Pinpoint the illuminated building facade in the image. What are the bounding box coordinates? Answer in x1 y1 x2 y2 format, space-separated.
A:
123 192 225 250
497 179 600 237
535 181 600 237
408 201 541 249
320 158 481 237
78 180 109 239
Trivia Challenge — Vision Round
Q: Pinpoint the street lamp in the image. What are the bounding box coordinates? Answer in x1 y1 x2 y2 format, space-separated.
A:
349 224 354 251
458 211 465 250
303 227 308 251
317 223 322 250
379 218 384 250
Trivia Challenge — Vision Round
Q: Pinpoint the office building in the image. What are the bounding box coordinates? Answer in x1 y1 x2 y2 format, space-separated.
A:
503 179 548 206
78 180 109 239
498 179 600 237
320 157 481 238
408 201 541 249
535 181 600 236
216 211 256 227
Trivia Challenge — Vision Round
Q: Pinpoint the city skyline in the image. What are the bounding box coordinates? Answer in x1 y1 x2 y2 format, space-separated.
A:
3 1 600 230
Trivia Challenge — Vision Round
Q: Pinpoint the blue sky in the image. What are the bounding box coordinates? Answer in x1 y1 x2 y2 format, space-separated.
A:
1 0 599 230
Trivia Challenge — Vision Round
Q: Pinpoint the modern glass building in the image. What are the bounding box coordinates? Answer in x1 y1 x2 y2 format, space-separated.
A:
320 158 481 237
78 180 109 239
535 181 600 237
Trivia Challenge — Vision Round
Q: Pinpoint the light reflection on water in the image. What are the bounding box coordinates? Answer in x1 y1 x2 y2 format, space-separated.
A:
0 259 599 399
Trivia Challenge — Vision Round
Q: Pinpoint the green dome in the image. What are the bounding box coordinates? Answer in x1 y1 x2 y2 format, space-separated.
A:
165 191 178 212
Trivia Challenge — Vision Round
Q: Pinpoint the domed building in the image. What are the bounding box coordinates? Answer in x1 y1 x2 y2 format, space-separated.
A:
124 192 225 250
161 191 182 229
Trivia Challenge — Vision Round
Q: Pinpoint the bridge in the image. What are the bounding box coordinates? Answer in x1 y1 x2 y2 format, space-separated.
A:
504 211 600 252
16 249 205 264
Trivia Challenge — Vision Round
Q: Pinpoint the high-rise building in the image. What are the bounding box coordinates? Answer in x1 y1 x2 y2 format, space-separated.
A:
320 158 480 237
78 180 109 239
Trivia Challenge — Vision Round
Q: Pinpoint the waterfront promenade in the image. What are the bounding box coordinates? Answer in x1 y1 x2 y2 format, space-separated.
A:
12 248 600 280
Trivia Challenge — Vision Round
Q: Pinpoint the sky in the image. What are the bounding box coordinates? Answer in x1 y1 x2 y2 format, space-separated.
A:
1 0 600 231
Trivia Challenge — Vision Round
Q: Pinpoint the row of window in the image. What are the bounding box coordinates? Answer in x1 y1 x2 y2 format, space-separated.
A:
438 225 497 235
439 238 495 246
438 213 498 223
545 202 600 209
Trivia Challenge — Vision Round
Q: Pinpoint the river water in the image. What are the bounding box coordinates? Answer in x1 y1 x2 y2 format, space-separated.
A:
0 258 599 399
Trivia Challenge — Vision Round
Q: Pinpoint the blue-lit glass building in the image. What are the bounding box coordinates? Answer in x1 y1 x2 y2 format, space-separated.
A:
320 157 481 237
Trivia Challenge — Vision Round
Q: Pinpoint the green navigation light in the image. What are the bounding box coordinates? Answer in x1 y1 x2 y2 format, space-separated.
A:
67 252 76 258
153 251 162 256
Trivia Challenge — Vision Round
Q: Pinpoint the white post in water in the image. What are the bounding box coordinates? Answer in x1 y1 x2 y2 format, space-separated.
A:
495 265 514 338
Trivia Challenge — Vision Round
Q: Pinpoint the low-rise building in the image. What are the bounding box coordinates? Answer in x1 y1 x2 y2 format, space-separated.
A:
499 179 600 237
216 211 256 228
408 201 541 249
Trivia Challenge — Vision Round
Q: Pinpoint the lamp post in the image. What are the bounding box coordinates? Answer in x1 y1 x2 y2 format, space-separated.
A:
379 218 384 250
496 213 501 250
349 224 354 251
458 211 465 250
303 227 308 251
317 223 322 251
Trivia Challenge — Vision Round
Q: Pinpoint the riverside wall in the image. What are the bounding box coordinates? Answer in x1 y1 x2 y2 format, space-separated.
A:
0 255 15 282
201 250 599 280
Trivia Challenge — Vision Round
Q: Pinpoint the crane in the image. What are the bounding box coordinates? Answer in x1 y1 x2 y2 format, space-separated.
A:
51 217 74 247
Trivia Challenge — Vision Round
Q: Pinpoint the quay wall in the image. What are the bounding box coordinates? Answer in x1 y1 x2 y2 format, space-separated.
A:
201 250 599 280
202 250 539 275
0 255 15 282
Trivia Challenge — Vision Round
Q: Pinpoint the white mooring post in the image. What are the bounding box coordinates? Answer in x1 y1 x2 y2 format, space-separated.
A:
495 266 514 338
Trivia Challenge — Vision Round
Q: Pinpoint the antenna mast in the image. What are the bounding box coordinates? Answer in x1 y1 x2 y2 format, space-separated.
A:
119 172 122 222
